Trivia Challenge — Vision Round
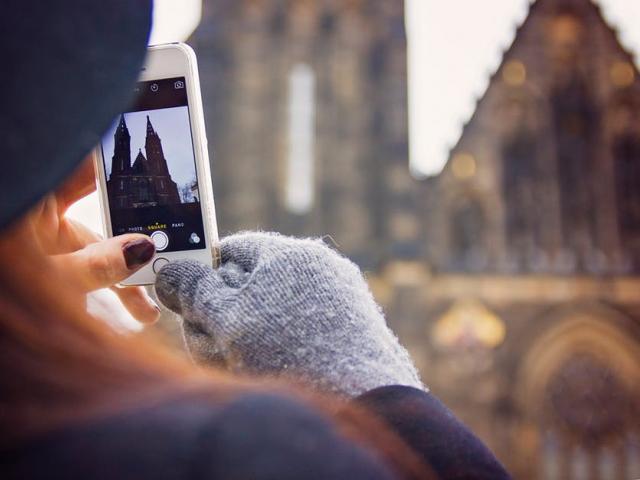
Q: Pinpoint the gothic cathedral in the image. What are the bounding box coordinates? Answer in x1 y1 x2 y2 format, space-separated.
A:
193 0 640 478
107 115 180 209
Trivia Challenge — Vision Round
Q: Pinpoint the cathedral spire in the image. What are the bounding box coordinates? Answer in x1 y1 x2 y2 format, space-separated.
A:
145 114 170 176
146 115 156 136
110 114 131 176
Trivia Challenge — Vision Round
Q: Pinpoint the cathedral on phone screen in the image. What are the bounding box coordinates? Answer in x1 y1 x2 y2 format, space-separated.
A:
100 77 205 253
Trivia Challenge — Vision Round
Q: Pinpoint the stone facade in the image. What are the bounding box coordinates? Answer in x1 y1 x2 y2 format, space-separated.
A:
192 0 640 477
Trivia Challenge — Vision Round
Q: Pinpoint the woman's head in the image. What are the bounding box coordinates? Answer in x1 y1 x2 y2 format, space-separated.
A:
0 0 164 327
0 0 176 438
0 1 167 428
0 0 152 231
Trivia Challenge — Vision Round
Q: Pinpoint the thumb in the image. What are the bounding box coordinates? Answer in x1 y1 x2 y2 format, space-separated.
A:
53 234 155 291
154 259 229 316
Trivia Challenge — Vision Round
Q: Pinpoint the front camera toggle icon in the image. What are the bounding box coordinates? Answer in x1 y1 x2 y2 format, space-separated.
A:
189 233 201 245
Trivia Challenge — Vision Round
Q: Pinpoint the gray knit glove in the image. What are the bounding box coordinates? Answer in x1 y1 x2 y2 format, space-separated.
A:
154 232 425 397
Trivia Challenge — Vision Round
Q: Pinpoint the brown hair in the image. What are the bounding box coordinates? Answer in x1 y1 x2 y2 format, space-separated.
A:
0 216 435 479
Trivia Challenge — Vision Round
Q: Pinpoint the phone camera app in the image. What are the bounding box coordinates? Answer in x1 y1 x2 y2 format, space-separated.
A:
101 77 205 253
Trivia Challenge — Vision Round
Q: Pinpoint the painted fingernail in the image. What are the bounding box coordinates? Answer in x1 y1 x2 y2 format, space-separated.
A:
123 238 155 269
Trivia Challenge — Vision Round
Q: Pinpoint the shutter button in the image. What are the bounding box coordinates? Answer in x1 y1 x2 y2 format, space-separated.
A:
150 231 169 251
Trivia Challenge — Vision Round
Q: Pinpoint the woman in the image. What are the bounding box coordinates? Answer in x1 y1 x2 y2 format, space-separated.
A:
0 1 510 479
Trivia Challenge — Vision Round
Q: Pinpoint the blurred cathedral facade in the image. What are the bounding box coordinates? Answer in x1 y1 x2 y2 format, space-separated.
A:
192 0 640 478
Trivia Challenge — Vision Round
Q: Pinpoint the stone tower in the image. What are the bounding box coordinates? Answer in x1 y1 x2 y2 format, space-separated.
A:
110 115 131 176
144 116 172 177
192 0 422 268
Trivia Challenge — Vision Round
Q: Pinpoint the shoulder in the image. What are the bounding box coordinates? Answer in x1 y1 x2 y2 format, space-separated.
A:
191 392 395 479
355 386 512 480
3 392 396 480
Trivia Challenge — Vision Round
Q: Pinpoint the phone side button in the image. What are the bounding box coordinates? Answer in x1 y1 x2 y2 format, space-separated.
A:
152 257 170 274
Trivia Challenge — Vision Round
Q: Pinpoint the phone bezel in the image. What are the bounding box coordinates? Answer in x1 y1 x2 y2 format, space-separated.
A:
94 43 219 286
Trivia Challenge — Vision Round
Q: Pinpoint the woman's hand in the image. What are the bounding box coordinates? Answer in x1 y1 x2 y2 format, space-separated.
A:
29 157 160 324
155 232 425 397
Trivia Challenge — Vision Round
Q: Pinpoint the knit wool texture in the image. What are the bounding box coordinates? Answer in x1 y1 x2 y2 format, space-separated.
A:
155 232 425 397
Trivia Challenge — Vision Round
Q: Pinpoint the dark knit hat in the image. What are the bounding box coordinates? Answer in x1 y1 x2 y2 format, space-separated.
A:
0 0 153 230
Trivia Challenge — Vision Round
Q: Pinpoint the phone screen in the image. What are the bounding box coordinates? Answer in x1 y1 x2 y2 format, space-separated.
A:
100 76 205 253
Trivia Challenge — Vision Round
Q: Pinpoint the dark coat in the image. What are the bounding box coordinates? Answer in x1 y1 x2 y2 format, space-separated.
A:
2 386 510 479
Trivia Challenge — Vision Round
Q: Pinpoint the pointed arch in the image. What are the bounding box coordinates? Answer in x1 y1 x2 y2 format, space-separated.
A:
518 305 640 410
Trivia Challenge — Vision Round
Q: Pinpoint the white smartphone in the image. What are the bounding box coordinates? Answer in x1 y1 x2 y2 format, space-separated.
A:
94 43 219 285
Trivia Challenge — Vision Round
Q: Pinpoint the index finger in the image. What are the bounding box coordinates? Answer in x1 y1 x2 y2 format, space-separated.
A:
52 234 155 291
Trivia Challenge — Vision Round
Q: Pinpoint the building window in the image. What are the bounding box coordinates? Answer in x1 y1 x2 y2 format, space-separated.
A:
139 178 151 202
551 74 599 259
614 133 640 237
614 132 640 270
450 198 486 271
502 130 537 250
285 63 316 215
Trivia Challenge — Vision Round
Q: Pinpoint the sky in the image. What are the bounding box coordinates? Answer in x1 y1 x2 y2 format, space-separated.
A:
102 106 198 190
149 0 201 45
406 0 640 177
